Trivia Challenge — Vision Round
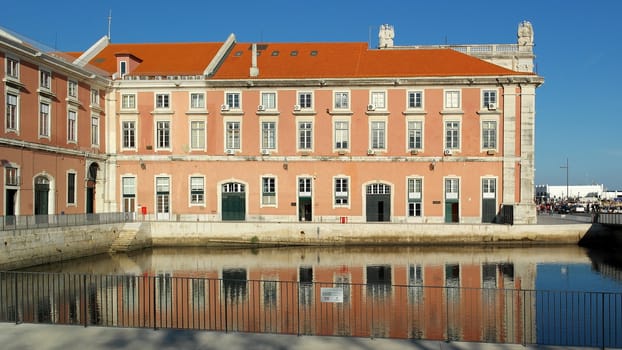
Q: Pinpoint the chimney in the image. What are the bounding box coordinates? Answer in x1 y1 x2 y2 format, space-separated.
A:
250 43 259 77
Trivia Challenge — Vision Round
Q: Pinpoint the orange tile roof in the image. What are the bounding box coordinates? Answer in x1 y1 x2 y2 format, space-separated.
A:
211 42 525 79
70 41 528 79
83 42 222 76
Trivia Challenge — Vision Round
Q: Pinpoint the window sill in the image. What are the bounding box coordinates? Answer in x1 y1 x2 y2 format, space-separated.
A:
439 109 464 115
151 109 174 115
402 110 427 116
3 77 26 89
476 109 501 116
293 109 316 116
186 109 209 115
256 110 280 116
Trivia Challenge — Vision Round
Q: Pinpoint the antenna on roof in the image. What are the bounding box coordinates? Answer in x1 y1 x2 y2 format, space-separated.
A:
107 10 112 41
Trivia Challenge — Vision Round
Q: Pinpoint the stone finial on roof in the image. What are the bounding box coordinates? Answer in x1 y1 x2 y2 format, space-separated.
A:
518 21 534 46
378 24 394 48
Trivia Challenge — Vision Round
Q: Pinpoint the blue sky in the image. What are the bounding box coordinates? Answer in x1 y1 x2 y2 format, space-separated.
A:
2 0 621 189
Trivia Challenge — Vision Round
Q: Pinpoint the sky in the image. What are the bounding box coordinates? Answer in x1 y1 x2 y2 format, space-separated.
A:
2 0 621 190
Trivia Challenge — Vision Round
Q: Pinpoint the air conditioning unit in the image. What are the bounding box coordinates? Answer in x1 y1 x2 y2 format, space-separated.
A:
261 149 270 155
220 104 230 111
444 149 453 156
257 105 265 112
293 104 301 111
410 149 419 155
367 149 376 156
487 102 497 110
367 104 376 111
487 149 496 155
225 149 235 155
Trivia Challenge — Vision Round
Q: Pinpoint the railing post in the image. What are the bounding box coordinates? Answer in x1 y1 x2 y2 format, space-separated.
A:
14 272 19 324
601 293 605 350
82 274 87 327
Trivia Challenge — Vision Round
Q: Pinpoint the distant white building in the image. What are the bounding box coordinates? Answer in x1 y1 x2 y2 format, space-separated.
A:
535 184 604 202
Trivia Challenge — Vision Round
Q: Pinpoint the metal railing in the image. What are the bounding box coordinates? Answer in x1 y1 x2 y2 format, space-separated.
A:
0 271 619 348
0 212 134 231
596 212 622 226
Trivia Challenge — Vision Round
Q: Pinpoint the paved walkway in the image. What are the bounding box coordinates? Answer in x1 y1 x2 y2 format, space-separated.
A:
0 323 598 350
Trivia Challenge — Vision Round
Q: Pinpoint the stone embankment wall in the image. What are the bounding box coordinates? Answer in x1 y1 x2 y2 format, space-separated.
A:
0 223 124 270
150 222 593 246
1 221 600 270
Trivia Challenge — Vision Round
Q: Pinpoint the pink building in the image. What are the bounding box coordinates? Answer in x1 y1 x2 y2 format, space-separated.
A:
2 22 542 224
1 28 109 218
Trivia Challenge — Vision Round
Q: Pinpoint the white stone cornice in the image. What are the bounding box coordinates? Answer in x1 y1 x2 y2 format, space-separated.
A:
0 137 108 161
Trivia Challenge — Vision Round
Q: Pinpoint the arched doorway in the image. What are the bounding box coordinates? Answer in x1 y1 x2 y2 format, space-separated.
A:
34 175 50 223
86 163 99 214
366 183 391 222
222 182 246 221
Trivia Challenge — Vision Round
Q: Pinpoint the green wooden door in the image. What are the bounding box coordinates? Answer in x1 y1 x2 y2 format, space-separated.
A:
366 184 391 222
222 183 245 221
482 178 497 223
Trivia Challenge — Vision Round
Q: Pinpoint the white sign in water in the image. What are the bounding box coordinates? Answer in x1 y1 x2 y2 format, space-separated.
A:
320 287 343 303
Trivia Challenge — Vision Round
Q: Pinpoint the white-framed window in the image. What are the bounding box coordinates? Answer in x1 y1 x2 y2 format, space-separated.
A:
370 91 386 109
407 178 422 217
6 56 19 79
225 92 241 109
5 167 19 186
298 178 312 196
190 120 205 150
482 178 496 199
156 120 170 149
67 110 77 143
67 172 77 205
90 88 99 106
67 80 78 99
370 120 386 149
298 121 312 150
298 92 312 109
226 121 241 150
262 177 276 205
482 90 497 109
334 120 349 150
408 121 422 150
190 176 205 205
334 177 349 206
190 93 205 109
40 69 51 90
155 93 170 109
334 91 349 110
122 120 136 149
6 92 19 131
260 92 276 110
119 60 128 76
122 176 136 213
482 120 497 149
445 178 459 200
407 91 423 109
121 94 136 109
261 121 276 149
91 115 99 146
444 90 460 109
39 101 51 138
445 121 460 149
67 171 77 205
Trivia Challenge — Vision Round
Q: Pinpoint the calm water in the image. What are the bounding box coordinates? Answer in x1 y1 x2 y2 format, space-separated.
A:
8 244 622 346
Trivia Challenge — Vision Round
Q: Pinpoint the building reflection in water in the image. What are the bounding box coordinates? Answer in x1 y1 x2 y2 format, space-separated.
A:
2 245 621 347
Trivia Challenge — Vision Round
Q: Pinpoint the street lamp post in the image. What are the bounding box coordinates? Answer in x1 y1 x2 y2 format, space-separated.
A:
560 158 569 201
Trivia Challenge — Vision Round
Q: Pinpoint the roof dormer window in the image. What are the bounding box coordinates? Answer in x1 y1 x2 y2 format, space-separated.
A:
120 60 127 76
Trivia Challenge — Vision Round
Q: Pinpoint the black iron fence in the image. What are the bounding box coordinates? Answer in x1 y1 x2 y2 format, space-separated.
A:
0 212 133 231
0 271 620 347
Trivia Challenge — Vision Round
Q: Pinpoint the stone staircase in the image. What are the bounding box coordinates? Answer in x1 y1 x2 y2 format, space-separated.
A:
109 222 142 253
